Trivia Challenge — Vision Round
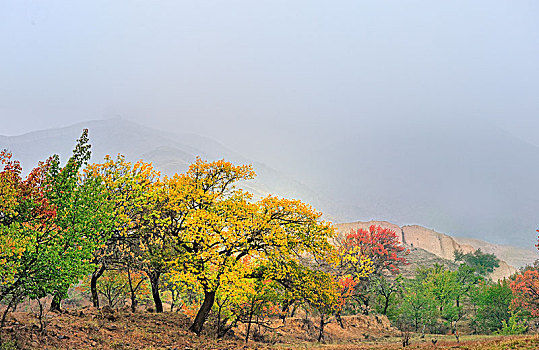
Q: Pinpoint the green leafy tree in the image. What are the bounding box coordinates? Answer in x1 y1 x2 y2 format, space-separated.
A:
454 249 500 276
371 275 403 317
397 265 475 336
395 272 437 333
496 311 528 335
1 131 114 320
470 279 513 333
422 265 463 333
44 130 115 310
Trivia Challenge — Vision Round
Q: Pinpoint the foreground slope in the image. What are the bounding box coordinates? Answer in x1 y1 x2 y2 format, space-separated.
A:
1 308 538 350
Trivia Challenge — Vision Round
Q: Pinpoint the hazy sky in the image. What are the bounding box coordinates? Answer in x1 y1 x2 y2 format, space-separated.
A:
1 1 539 154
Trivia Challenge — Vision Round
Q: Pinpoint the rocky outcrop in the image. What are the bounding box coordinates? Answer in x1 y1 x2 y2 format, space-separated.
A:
334 221 518 280
490 261 517 281
401 246 460 278
401 225 475 261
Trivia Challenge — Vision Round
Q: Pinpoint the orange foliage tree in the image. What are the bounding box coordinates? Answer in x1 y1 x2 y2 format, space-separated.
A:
510 270 539 317
341 225 407 274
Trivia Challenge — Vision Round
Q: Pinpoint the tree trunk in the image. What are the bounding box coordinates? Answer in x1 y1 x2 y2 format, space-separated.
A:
189 290 215 335
216 299 223 335
383 294 390 315
149 271 163 313
279 300 290 323
37 298 45 333
245 300 255 343
217 317 234 338
290 305 297 317
127 268 137 313
50 294 62 312
335 312 345 328
318 314 326 343
1 294 18 328
170 288 177 312
362 298 370 315
91 264 106 308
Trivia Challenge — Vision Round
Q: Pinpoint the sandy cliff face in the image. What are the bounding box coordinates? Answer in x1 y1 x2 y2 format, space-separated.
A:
401 225 517 279
490 260 517 281
401 225 475 261
334 221 517 280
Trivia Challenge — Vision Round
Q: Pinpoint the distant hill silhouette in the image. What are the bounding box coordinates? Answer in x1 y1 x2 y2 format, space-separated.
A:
2 118 538 251
0 118 355 223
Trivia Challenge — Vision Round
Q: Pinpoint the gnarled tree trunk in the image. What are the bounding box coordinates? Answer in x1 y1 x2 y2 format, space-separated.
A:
245 300 255 343
188 290 215 335
91 264 106 308
50 294 62 312
318 313 327 343
148 270 163 313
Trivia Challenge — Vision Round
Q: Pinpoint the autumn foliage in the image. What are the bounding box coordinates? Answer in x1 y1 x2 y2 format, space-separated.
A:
1 130 364 339
341 225 407 275
509 231 539 317
0 130 114 319
5 129 536 344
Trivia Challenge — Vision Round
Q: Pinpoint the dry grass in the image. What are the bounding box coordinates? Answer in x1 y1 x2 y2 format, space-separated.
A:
0 307 267 349
272 334 539 350
1 309 537 350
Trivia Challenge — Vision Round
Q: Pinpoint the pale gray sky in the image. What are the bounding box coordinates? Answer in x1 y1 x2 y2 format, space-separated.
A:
1 1 538 150
2 1 539 248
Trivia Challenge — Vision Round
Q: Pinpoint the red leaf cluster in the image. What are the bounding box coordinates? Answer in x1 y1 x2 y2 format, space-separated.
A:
343 225 407 274
510 269 539 317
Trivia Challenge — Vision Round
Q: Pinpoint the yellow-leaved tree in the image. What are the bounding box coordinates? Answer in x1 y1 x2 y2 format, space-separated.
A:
164 159 337 335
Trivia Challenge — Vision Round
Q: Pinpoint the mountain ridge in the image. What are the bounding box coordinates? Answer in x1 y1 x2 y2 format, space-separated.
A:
0 118 354 223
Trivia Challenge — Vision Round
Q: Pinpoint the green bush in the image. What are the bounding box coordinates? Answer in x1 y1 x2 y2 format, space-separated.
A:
495 312 528 335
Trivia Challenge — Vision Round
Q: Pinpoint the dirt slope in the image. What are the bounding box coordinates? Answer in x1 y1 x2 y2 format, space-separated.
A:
0 308 397 350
